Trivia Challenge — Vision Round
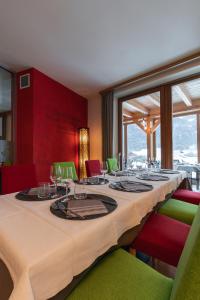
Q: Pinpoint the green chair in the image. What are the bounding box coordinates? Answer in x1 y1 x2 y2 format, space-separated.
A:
107 158 119 173
67 205 200 300
159 198 198 225
53 162 78 180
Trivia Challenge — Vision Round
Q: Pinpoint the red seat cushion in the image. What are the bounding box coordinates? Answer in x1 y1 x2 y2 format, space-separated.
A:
85 160 101 177
132 213 190 266
172 189 200 205
1 164 37 194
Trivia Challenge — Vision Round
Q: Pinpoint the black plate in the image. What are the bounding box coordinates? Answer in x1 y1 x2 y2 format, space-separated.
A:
152 169 180 174
15 186 69 201
75 178 109 185
109 181 153 192
109 170 136 177
136 174 169 181
50 194 117 220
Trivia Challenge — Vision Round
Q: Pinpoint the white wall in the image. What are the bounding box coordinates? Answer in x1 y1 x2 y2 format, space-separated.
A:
88 94 102 160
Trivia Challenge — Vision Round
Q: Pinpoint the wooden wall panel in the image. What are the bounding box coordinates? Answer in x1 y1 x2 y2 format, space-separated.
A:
160 86 173 168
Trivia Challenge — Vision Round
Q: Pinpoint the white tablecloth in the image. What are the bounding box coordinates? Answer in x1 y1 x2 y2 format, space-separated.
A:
0 172 185 300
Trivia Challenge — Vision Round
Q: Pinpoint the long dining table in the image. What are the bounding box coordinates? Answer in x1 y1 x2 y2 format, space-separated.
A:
0 172 186 300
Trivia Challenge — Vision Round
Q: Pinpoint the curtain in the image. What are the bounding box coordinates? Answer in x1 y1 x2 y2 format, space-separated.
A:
101 90 114 161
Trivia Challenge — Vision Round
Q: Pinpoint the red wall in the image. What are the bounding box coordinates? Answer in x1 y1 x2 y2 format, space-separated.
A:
16 68 88 181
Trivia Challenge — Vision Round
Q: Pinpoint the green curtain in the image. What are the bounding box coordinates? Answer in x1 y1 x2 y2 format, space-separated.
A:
102 90 114 161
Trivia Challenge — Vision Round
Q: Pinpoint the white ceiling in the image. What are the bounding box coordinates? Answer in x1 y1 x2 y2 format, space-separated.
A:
0 0 200 97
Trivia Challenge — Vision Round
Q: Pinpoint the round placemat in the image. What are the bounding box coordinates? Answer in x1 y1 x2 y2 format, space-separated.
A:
50 194 117 220
75 178 109 185
136 174 169 181
109 181 153 192
109 170 136 177
15 186 69 201
152 169 180 174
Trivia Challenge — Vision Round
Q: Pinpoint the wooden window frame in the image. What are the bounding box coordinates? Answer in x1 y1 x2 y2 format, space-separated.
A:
118 72 200 169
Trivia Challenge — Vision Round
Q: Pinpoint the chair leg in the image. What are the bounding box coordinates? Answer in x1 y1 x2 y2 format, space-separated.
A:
129 247 136 256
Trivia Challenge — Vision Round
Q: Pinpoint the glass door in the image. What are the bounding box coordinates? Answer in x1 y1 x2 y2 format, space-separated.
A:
122 91 160 169
172 78 200 188
0 67 12 165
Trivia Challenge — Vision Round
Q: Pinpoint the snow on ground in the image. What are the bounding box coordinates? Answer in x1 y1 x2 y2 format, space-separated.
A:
128 145 197 165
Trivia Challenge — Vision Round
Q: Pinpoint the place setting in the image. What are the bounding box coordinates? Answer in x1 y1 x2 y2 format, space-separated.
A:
74 177 109 185
152 169 180 174
15 184 68 201
136 172 169 181
15 165 72 201
109 180 153 192
109 169 136 177
50 189 117 220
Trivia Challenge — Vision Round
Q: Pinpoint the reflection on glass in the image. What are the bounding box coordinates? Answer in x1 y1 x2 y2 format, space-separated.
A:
173 115 197 165
0 67 12 165
123 91 161 169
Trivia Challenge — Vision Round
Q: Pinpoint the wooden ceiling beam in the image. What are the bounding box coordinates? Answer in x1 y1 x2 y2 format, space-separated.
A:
151 119 160 133
135 121 147 133
123 108 133 118
127 99 149 114
174 85 192 106
146 95 160 107
123 108 200 124
100 51 200 94
123 98 200 124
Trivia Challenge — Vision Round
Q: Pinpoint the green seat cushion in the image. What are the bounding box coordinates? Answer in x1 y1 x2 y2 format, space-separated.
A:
159 198 198 225
170 205 200 299
53 162 78 180
107 158 119 173
67 249 173 300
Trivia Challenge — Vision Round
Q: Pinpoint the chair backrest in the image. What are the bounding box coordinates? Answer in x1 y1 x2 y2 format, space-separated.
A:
1 164 37 194
85 160 101 177
53 162 78 180
107 158 118 173
170 205 200 299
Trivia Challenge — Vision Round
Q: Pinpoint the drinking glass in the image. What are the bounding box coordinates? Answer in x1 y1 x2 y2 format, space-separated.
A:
53 165 62 185
100 161 108 184
50 165 58 189
113 170 120 182
49 185 57 198
124 169 130 181
61 167 73 201
74 183 87 200
37 182 50 199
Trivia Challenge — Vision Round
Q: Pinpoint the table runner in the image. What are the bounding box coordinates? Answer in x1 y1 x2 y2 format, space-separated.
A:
0 172 185 300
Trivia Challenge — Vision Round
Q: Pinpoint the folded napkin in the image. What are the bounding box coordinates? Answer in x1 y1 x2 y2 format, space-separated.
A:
67 199 108 217
119 181 152 192
137 174 169 181
111 170 134 176
111 170 124 176
153 169 180 174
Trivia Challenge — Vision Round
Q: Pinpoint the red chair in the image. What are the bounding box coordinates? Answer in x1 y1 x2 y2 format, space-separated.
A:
131 213 190 267
1 164 38 194
85 160 101 177
172 189 200 205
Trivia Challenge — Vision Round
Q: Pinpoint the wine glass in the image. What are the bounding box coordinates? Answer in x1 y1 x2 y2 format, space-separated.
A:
50 165 57 185
50 165 62 190
61 167 73 202
100 161 108 184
